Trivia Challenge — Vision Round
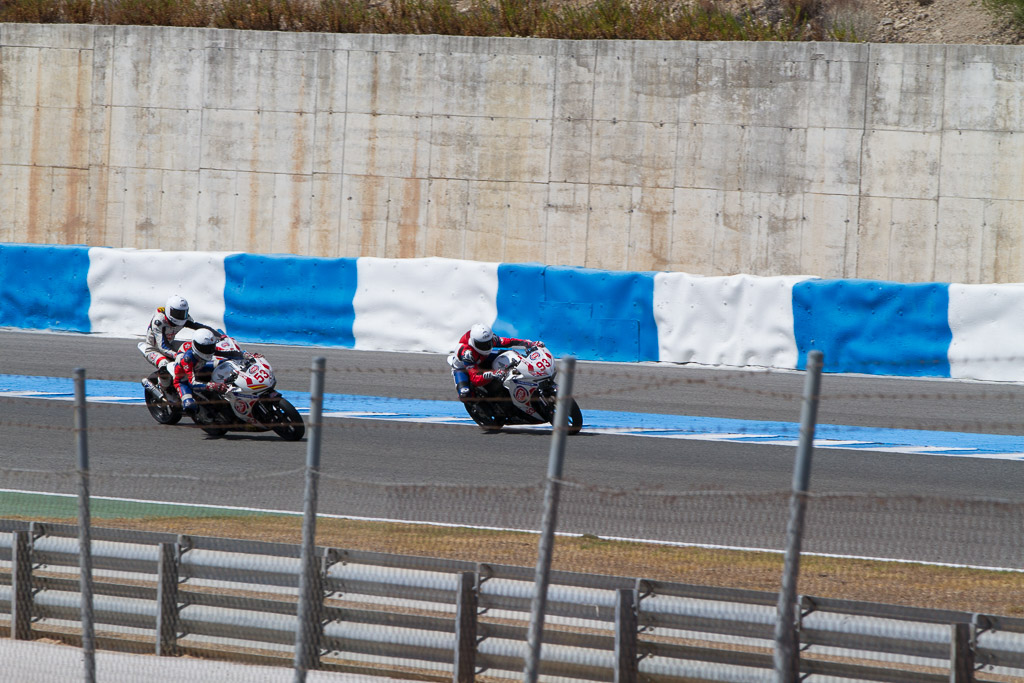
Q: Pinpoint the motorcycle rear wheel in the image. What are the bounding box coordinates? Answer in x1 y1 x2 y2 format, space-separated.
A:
269 398 305 441
144 378 182 425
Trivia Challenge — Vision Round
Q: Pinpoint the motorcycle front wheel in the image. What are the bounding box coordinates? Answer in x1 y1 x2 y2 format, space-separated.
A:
565 399 583 435
268 398 305 441
535 397 583 435
144 377 182 425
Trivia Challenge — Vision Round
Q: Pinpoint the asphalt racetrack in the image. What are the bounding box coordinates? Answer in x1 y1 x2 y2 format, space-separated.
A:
2 330 1023 569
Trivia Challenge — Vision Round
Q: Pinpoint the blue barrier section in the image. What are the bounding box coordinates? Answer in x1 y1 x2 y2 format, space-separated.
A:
0 243 91 332
793 279 952 377
493 262 545 339
495 263 657 362
223 253 357 347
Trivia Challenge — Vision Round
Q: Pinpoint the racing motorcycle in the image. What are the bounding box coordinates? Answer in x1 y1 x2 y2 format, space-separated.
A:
141 336 305 441
453 345 583 435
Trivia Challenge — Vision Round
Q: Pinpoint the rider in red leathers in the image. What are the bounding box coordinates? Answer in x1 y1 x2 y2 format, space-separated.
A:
170 328 248 416
451 323 542 400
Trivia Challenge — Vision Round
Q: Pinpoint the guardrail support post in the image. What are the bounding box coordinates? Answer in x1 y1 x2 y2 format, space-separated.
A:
73 368 97 683
773 349 823 683
524 356 576 683
11 530 32 640
614 588 638 683
156 542 180 656
294 357 326 683
453 571 478 683
950 622 975 683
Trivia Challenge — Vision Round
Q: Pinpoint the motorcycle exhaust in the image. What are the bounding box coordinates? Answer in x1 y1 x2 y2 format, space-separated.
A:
141 378 165 402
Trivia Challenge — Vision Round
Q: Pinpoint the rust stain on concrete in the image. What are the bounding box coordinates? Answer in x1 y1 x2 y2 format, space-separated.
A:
290 91 309 254
359 176 383 256
290 181 302 255
61 50 91 245
26 164 46 244
396 145 421 258
246 113 263 251
246 170 260 252
62 170 86 244
357 94 383 255
397 177 421 258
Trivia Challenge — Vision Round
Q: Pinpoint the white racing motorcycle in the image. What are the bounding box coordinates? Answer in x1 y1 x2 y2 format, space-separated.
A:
454 345 583 434
142 336 305 441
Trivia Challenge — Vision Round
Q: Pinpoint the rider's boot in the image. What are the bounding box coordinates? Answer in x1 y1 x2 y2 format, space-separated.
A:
155 359 174 391
457 380 472 401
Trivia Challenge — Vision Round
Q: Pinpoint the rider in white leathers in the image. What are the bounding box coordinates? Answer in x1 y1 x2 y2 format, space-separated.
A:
137 295 222 389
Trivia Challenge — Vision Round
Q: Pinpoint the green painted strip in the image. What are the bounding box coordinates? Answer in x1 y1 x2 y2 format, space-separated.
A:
0 491 274 520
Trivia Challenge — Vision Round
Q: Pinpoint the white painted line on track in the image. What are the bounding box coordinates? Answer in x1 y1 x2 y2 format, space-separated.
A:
0 487 1019 573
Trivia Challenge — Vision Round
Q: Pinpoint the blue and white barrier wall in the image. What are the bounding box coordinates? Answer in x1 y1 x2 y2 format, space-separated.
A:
3 243 1024 382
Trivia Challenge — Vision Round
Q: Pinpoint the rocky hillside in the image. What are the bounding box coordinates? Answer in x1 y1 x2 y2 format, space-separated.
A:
723 0 1023 44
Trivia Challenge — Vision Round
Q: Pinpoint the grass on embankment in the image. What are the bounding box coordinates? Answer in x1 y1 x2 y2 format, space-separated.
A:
0 0 869 42
15 513 1024 617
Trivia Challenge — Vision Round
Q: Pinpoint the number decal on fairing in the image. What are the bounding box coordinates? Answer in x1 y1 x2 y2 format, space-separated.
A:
248 367 270 383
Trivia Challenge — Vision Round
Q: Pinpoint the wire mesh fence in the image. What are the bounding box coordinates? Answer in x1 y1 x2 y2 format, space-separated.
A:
3 337 1024 681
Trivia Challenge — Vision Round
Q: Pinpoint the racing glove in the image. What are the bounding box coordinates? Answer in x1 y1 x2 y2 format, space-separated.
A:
182 397 197 414
206 382 229 393
532 340 545 348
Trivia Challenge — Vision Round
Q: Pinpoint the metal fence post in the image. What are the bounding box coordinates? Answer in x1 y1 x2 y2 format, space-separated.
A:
614 588 638 683
11 530 32 640
453 571 478 683
156 542 180 656
524 356 576 683
73 368 96 683
773 350 823 683
294 357 326 683
950 622 975 683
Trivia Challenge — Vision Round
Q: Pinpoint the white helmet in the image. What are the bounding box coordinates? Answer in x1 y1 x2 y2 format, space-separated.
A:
164 295 189 325
191 328 218 361
468 324 494 354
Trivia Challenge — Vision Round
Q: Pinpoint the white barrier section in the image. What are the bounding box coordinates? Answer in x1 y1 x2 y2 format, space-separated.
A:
653 273 813 368
87 248 232 339
352 257 499 353
948 283 1024 382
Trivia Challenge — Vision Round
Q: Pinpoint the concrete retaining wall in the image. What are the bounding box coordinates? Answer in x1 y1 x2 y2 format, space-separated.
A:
1 24 1023 283
4 243 1024 381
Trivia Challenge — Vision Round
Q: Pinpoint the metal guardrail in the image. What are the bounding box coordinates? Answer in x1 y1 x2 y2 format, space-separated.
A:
1 519 1022 682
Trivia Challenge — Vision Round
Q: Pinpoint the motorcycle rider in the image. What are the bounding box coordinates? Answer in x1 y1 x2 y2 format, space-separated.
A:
138 294 223 391
170 328 244 416
451 323 543 400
